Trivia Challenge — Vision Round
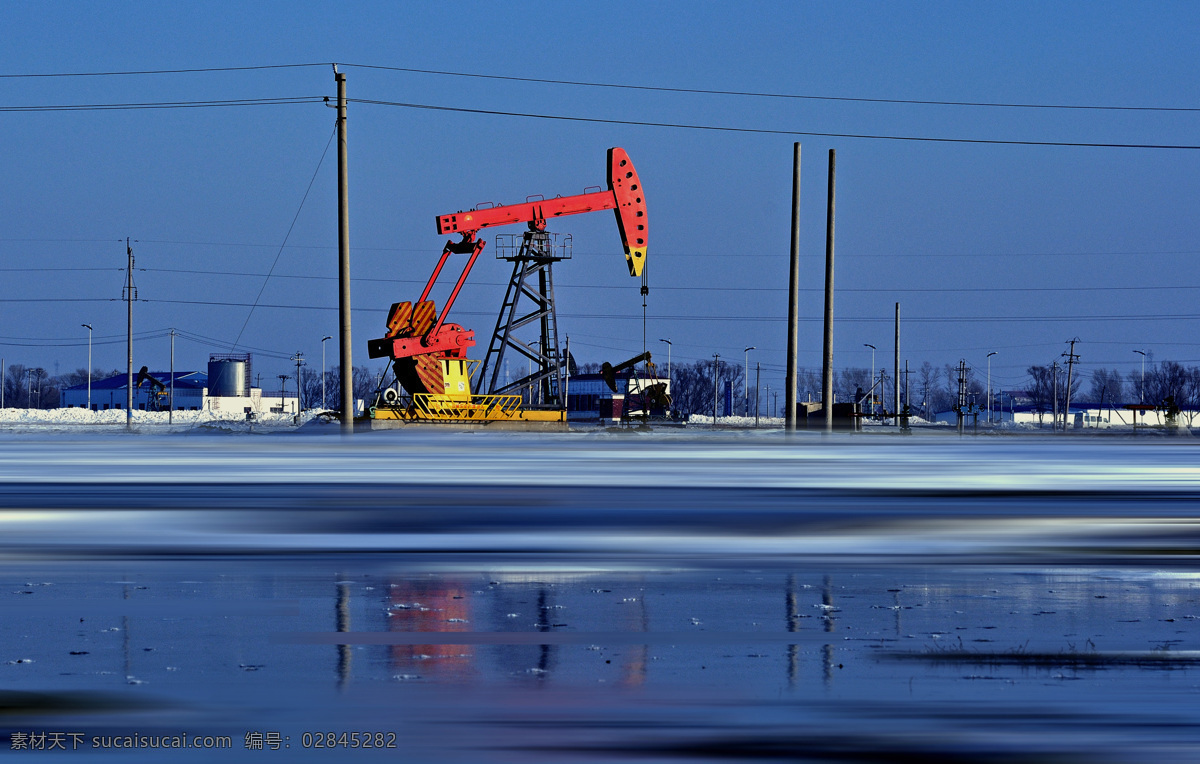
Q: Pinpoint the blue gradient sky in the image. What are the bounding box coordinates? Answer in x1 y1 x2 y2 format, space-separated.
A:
2 2 1198 397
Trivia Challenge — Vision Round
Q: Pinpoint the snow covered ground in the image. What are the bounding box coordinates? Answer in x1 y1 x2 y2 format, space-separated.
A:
0 406 326 433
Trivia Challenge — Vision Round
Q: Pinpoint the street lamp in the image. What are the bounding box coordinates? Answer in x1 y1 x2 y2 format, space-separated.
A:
712 353 721 425
863 344 876 416
321 335 332 409
658 339 672 393
986 351 997 424
82 324 92 411
743 346 756 416
1134 349 1146 403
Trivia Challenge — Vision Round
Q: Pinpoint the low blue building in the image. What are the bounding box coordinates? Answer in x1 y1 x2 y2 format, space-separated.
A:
60 371 207 412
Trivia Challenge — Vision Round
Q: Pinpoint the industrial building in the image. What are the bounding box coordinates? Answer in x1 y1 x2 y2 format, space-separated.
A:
59 353 298 416
60 371 208 411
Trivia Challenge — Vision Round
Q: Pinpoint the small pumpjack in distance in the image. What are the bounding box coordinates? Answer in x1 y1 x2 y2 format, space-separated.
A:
367 147 648 427
601 351 672 426
135 366 169 412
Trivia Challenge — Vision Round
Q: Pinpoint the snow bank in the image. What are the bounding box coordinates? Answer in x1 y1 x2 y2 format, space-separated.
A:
0 407 325 433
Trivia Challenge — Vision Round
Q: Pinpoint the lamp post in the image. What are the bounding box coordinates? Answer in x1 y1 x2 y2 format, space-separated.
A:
863 344 876 417
986 351 997 423
1134 349 1146 404
321 335 332 409
82 324 92 411
712 353 720 425
658 338 671 393
743 346 756 416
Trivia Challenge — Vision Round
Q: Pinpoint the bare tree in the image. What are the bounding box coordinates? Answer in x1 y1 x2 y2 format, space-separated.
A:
1146 361 1189 407
916 362 941 420
838 367 871 405
1087 368 1124 404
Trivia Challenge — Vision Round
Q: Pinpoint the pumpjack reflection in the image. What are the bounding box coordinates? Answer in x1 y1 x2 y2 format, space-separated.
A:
328 572 839 691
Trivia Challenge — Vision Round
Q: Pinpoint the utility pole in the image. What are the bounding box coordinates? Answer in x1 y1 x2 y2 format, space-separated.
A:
123 238 135 428
743 346 755 416
1062 338 1079 433
658 339 671 398
879 369 888 422
169 329 176 424
321 335 332 409
956 359 968 436
712 354 721 427
986 351 997 424
1051 361 1060 431
821 149 836 434
278 374 289 416
785 142 801 432
893 302 900 427
82 325 92 411
1 357 4 409
1134 349 1146 404
863 344 876 418
292 352 305 424
755 362 761 428
334 64 353 434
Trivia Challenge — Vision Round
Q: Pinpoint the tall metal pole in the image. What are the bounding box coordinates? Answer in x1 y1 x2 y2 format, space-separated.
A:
785 143 801 432
1062 338 1078 433
743 346 755 416
1051 361 1060 431
821 149 836 433
82 325 92 410
712 354 720 426
893 302 900 426
986 351 996 423
1 357 4 409
169 328 176 424
658 339 671 397
755 362 761 428
863 344 875 417
125 238 134 428
1134 349 1146 403
293 352 305 424
335 65 353 434
321 335 332 409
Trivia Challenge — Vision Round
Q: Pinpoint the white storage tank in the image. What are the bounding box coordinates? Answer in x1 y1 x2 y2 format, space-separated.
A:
207 354 251 397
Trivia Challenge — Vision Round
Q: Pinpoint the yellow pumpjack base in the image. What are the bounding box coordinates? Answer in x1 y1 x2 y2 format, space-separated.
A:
371 360 567 429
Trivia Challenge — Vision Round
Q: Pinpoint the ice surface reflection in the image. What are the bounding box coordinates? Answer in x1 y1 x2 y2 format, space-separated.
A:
1 431 1199 761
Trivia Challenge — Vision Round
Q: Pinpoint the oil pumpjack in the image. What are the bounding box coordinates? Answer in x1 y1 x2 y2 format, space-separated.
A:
367 147 648 426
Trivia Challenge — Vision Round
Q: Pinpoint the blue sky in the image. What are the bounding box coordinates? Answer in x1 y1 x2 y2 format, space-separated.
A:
2 2 1198 399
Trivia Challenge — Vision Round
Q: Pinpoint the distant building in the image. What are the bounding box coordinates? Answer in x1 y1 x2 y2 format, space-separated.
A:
60 371 208 411
59 370 299 416
935 402 1195 429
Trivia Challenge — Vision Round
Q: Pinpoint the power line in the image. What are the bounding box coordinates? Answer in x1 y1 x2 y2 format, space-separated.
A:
0 96 324 113
3 60 1188 114
352 98 1200 151
11 236 1200 261
133 266 1200 295
135 297 1200 325
0 63 329 79
342 63 1200 114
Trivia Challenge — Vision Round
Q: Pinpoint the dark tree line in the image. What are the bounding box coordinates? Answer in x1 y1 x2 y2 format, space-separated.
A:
2 365 122 409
